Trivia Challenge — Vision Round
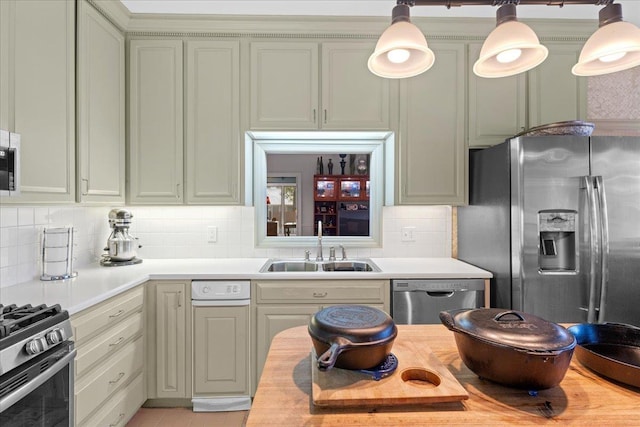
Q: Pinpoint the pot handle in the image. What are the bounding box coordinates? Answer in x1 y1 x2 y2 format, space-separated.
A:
317 342 343 371
439 310 457 331
494 311 525 322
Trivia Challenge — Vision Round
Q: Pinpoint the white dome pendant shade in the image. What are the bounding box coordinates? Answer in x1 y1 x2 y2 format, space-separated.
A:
368 4 435 79
473 4 548 78
572 4 640 76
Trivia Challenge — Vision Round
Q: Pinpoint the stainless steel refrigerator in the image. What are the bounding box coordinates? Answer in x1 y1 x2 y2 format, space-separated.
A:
458 136 640 325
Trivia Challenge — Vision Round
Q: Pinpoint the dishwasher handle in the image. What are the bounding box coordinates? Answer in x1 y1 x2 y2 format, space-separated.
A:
425 291 457 298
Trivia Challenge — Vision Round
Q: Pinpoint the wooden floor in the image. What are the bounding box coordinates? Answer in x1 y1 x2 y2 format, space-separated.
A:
126 408 248 427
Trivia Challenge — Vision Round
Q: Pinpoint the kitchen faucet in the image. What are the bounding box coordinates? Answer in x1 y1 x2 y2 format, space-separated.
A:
316 220 323 261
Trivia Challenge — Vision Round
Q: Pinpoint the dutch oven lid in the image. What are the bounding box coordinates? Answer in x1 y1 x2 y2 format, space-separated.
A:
309 305 397 343
445 308 576 352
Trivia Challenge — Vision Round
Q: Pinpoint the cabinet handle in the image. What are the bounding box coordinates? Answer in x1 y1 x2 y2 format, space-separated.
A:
109 372 125 385
109 337 124 348
81 178 89 196
109 310 124 319
313 292 328 298
313 108 316 123
324 109 327 124
176 183 181 199
109 413 125 427
178 291 182 307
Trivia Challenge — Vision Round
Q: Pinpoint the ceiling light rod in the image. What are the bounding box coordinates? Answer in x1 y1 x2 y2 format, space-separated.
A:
400 1 615 7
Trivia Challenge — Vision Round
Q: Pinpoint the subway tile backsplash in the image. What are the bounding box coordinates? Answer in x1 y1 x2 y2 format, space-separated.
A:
0 205 452 287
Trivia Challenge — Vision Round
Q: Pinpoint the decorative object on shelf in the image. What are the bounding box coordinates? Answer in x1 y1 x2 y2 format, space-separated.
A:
339 154 347 175
357 158 368 175
320 156 324 174
369 1 640 79
316 157 321 174
328 159 333 175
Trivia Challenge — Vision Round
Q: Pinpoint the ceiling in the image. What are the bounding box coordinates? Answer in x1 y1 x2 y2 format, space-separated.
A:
119 1 640 25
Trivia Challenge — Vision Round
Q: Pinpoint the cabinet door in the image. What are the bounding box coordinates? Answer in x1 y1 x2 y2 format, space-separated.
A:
129 40 183 204
528 42 587 127
255 305 320 384
153 282 188 398
250 42 319 129
77 0 125 203
1 0 75 203
193 306 250 395
468 43 526 148
398 42 467 205
321 42 389 129
185 41 241 204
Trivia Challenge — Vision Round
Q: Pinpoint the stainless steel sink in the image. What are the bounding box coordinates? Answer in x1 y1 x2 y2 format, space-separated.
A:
260 259 380 273
321 261 380 272
260 260 319 272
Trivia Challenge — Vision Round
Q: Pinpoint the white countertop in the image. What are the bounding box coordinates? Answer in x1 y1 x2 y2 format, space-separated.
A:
0 258 491 315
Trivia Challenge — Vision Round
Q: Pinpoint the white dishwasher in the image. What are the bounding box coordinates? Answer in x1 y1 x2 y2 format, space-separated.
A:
191 280 251 412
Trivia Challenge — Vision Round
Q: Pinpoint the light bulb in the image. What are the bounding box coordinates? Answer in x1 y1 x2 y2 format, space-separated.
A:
387 48 411 64
496 48 522 64
598 51 627 63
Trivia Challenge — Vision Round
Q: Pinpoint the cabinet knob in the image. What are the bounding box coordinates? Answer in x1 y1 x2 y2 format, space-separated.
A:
313 292 328 298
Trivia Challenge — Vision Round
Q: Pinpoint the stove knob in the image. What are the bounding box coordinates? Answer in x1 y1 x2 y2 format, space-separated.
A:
46 328 66 345
25 337 48 355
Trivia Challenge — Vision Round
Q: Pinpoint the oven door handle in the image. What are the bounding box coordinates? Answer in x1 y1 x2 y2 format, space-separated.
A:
0 348 77 412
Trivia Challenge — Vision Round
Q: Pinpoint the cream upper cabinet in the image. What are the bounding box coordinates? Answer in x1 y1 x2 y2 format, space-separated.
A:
250 41 390 130
128 39 184 204
467 43 527 148
185 40 241 204
77 0 125 203
0 0 75 203
321 42 390 129
250 42 319 129
528 42 587 127
398 42 467 205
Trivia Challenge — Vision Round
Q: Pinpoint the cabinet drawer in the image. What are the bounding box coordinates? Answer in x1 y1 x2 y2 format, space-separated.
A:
75 311 144 379
72 286 144 344
255 280 388 304
76 337 144 424
79 372 145 427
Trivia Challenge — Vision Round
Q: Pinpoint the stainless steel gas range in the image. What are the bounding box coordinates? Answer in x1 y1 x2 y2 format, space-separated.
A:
0 304 76 426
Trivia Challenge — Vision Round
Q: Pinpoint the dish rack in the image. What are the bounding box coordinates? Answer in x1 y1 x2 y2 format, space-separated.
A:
40 226 78 281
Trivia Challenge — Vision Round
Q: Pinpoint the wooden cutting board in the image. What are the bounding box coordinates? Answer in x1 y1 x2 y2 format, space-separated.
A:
311 331 469 407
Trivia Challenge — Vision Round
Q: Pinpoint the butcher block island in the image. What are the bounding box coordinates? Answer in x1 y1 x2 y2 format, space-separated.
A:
247 325 639 426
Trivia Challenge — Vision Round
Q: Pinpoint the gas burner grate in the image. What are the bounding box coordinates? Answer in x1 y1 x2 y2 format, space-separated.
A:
0 304 63 340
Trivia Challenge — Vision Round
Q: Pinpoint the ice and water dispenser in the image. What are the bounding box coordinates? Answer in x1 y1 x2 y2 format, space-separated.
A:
538 210 577 272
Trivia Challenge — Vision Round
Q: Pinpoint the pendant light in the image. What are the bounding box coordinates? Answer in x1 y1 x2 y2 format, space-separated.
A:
572 3 640 76
367 4 435 79
473 4 548 78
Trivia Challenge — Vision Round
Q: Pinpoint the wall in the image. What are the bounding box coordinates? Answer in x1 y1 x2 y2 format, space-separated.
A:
0 205 452 287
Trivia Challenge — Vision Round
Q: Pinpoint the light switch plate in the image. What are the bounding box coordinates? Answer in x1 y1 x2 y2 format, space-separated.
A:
207 226 218 243
401 226 416 242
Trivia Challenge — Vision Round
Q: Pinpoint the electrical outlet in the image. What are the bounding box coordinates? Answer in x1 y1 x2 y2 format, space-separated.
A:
207 226 218 243
401 226 416 242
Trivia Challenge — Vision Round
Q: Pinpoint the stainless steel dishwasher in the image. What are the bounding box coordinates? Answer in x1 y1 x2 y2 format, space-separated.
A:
392 279 485 324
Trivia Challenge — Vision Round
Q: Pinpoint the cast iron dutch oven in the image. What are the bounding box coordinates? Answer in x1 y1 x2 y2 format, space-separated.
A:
309 305 397 371
440 308 576 390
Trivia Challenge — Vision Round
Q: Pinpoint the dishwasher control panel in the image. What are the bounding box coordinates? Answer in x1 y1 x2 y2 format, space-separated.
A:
192 280 251 301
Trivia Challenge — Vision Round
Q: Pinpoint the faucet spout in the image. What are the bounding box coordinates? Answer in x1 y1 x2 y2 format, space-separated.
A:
316 220 323 261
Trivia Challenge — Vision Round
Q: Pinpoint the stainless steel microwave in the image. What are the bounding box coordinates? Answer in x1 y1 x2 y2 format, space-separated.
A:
0 129 20 196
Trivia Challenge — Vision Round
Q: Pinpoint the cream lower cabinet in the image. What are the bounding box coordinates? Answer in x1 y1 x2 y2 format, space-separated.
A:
71 286 145 426
146 281 192 401
398 42 467 205
252 279 390 393
193 306 250 396
0 0 75 203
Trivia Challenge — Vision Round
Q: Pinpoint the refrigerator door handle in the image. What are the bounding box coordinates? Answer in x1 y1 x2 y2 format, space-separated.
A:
594 176 610 323
583 175 601 323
